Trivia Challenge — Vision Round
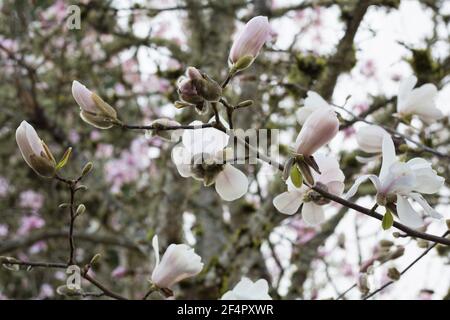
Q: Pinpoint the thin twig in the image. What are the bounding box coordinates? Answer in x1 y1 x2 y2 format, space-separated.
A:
363 230 450 300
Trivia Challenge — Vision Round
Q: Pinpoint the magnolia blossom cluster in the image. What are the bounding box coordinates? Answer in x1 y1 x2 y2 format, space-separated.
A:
12 12 448 301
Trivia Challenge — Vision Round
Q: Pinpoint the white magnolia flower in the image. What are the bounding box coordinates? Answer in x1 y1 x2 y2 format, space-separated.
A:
346 135 444 228
221 277 272 300
16 121 56 177
273 154 345 225
356 125 389 154
171 121 249 201
396 75 443 123
151 235 203 289
296 91 332 125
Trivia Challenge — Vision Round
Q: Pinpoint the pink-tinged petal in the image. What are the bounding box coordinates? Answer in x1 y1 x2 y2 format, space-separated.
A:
72 80 96 113
273 190 304 215
215 164 248 201
294 108 339 156
296 91 330 125
16 121 45 167
229 16 270 63
396 195 423 229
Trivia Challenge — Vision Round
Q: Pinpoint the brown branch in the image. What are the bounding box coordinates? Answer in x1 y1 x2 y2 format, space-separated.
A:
315 0 372 100
311 186 450 246
0 230 141 255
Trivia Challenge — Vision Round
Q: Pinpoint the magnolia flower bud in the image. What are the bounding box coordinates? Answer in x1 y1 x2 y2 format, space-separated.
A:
187 66 202 80
148 118 183 142
151 235 203 289
16 121 56 177
356 125 389 153
357 273 370 295
178 78 202 105
72 80 118 129
177 67 222 104
293 108 339 156
229 16 271 72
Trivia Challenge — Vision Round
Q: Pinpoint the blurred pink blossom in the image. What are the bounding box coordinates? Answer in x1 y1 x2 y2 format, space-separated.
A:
0 224 8 237
360 60 376 78
111 266 127 278
90 130 102 142
0 177 9 197
290 219 316 244
19 190 44 212
37 283 54 299
29 241 47 254
343 126 356 138
104 137 153 193
95 144 114 159
69 130 80 144
17 215 45 236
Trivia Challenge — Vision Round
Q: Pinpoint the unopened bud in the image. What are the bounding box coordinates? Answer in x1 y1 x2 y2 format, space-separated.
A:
76 204 86 216
82 162 93 177
379 240 394 248
236 100 254 108
357 273 370 295
75 185 88 192
56 285 81 296
59 203 70 209
387 267 401 281
174 101 192 109
389 246 405 260
0 257 20 271
90 253 101 265
416 239 429 249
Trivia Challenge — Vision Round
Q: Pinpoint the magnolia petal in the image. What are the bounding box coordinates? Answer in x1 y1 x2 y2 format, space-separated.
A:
152 235 160 271
356 125 388 154
409 193 442 219
171 146 193 178
215 164 248 201
327 181 345 196
345 174 379 199
72 80 97 113
397 76 417 110
221 277 272 300
379 134 396 182
296 91 330 125
302 202 325 226
407 158 444 194
396 195 424 229
16 121 43 168
182 121 229 155
404 84 438 115
273 190 304 215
